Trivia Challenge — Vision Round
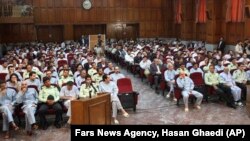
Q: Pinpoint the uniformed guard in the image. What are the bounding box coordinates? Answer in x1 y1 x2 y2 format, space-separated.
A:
175 64 190 76
205 65 236 108
38 77 62 130
88 62 98 78
79 75 98 98
58 69 74 87
93 68 104 86
233 64 247 100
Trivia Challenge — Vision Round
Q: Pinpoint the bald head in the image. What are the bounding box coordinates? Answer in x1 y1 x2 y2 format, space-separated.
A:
114 66 120 73
223 67 229 73
179 71 186 78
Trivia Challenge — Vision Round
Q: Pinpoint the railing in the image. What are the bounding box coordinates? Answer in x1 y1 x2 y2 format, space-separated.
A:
0 1 33 17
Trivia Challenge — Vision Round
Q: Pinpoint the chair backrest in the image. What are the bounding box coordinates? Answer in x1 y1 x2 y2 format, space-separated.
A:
57 60 68 68
190 72 204 86
230 69 237 75
27 85 39 93
0 73 7 81
117 78 133 93
7 87 18 93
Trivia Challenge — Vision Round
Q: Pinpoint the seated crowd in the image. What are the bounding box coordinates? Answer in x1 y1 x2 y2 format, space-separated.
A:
0 41 129 139
0 38 249 138
105 38 249 111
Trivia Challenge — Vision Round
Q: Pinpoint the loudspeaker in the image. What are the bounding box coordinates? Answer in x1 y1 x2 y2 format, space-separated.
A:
245 6 250 18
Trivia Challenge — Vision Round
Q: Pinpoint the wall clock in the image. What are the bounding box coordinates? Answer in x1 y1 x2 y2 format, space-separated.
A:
83 0 92 10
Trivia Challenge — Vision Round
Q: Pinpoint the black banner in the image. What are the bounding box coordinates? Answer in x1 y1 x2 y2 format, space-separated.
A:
71 125 250 140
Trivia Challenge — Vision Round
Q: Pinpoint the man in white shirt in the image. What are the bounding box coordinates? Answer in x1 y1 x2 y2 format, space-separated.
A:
220 67 243 106
235 41 243 55
139 56 151 77
59 81 79 124
125 50 134 64
0 61 9 73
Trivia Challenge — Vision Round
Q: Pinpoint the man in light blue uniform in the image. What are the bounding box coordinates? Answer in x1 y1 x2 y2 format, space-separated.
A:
177 72 203 112
26 71 41 91
164 64 176 98
0 80 19 139
16 81 39 135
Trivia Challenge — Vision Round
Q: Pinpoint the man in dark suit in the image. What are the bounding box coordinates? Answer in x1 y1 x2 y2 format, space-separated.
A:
218 37 226 54
150 58 162 94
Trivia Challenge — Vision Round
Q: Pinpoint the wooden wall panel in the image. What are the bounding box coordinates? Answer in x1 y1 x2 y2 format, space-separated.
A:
164 0 248 44
0 24 35 43
74 25 106 40
37 25 63 43
33 0 165 37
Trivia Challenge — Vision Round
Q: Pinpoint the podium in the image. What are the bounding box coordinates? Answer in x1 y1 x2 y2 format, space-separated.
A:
71 93 111 125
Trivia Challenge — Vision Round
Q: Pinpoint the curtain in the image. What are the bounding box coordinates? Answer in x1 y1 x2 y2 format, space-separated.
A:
195 0 207 23
226 0 245 22
174 0 182 24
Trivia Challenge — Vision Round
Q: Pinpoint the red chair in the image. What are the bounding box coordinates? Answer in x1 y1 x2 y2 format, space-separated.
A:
230 69 237 75
190 72 203 86
57 60 68 69
0 73 7 81
190 72 208 101
67 54 75 65
173 75 182 105
15 86 38 125
0 60 5 65
159 68 168 96
117 78 139 111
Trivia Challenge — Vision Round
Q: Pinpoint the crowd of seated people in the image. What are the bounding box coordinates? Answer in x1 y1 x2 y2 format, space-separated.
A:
105 38 249 112
0 41 129 139
0 38 249 138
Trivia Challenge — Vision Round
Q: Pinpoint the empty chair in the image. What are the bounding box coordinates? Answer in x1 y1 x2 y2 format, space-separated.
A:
117 78 139 111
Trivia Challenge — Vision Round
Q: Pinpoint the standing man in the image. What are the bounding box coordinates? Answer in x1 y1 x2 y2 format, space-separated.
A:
218 37 226 53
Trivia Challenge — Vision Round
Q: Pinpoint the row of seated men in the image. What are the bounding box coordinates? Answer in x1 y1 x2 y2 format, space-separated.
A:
0 44 130 139
105 40 249 110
